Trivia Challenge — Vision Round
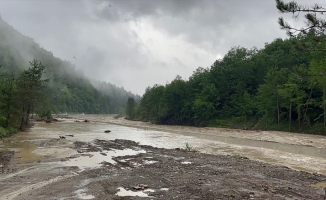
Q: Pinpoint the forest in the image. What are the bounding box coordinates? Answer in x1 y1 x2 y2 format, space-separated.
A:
0 16 138 136
126 1 326 135
129 33 326 135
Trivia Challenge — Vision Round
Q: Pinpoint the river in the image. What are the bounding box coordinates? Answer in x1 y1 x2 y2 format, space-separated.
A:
1 117 326 175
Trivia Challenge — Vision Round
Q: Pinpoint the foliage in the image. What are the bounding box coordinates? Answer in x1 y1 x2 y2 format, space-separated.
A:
126 97 136 120
136 34 326 135
0 17 138 117
0 60 48 132
276 0 326 37
184 142 198 152
0 17 141 136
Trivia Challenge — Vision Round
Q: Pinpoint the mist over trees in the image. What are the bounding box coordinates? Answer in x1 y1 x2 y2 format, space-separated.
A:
0 16 138 136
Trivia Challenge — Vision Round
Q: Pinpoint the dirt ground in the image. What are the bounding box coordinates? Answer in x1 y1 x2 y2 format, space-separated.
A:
0 138 326 199
1 116 326 199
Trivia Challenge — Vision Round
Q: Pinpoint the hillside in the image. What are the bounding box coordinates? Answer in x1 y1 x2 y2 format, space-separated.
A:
0 16 139 115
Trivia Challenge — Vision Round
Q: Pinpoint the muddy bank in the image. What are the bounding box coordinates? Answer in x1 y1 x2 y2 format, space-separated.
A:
4 139 325 200
0 151 15 174
74 114 326 148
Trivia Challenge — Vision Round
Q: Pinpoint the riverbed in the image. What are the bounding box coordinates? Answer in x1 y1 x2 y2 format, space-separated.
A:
0 115 326 199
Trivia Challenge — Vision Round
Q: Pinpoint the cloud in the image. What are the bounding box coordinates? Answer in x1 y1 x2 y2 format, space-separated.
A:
0 0 323 94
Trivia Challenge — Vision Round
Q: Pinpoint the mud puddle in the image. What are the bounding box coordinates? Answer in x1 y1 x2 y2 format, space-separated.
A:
74 189 95 199
116 187 155 197
62 148 146 170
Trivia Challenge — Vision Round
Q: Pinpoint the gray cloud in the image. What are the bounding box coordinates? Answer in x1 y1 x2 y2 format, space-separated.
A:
0 0 324 94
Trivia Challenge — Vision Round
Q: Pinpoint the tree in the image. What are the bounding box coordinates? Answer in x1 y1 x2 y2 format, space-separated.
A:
17 60 48 130
126 97 136 120
0 72 19 128
257 67 288 130
276 0 326 37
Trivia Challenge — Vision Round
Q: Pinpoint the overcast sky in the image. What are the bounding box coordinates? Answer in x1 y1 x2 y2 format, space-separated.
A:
0 0 323 95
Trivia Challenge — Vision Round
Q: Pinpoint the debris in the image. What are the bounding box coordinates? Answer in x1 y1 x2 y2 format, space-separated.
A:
84 120 89 122
104 130 111 133
59 136 66 139
66 134 74 137
133 184 149 190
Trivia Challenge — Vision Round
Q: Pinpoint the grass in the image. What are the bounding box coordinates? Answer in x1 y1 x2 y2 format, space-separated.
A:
184 142 198 152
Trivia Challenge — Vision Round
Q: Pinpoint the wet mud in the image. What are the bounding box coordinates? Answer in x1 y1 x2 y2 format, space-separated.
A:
1 116 326 199
1 138 326 199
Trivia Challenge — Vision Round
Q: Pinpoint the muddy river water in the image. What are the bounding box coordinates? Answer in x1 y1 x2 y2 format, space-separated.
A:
2 118 326 175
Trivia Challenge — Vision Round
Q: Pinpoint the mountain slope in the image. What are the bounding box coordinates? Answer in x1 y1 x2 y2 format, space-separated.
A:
0 16 138 114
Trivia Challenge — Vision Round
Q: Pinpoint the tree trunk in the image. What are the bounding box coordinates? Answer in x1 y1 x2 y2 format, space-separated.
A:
20 105 25 131
324 100 326 130
277 97 280 131
298 105 301 130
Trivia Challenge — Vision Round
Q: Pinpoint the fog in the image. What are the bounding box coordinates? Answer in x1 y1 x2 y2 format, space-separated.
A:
0 0 322 95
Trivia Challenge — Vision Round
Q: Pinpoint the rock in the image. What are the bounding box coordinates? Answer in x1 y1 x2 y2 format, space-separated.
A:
59 136 66 139
133 185 142 190
66 134 74 137
45 120 51 123
133 184 149 190
84 120 89 122
104 130 111 133
139 184 148 188
100 152 107 156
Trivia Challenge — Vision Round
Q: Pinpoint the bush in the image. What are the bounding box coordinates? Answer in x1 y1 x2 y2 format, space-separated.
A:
306 123 326 135
0 126 8 137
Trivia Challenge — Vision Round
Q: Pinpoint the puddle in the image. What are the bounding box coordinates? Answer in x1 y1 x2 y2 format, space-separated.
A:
144 160 158 165
33 147 77 158
62 149 146 169
116 187 154 197
181 161 192 164
74 189 95 199
0 140 40 163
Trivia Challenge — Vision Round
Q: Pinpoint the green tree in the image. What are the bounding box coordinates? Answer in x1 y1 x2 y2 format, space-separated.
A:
276 0 326 37
17 60 48 130
258 67 288 130
0 72 19 128
126 97 136 120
